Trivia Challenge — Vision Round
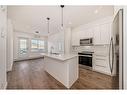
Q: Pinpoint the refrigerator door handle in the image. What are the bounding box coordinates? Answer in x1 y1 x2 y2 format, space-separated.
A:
109 38 112 74
111 38 115 74
109 37 114 74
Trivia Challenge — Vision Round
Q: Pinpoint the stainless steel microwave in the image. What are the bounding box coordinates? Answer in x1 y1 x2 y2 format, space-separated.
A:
80 38 93 46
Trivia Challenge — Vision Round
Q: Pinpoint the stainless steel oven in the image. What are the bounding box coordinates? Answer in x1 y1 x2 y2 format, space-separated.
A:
78 52 93 67
80 38 93 46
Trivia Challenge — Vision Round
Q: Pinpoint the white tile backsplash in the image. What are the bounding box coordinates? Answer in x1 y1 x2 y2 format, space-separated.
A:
72 45 110 54
72 46 94 53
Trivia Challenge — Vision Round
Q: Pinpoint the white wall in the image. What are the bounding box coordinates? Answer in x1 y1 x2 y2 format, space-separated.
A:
13 31 48 61
48 31 64 54
64 28 72 54
0 6 7 89
7 19 13 71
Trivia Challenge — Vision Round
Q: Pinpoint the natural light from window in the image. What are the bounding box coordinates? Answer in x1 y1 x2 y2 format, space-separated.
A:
31 39 45 52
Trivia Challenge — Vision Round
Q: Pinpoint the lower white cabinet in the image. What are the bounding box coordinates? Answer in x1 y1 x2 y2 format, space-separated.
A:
93 54 111 75
92 45 112 75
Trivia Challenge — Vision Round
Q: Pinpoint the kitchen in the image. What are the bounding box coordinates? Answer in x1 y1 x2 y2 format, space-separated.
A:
0 5 126 89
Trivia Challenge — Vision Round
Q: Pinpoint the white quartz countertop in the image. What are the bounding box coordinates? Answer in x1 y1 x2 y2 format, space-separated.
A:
41 53 78 61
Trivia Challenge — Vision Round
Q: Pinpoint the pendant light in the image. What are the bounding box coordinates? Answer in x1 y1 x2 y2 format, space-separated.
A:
47 17 50 33
60 5 64 29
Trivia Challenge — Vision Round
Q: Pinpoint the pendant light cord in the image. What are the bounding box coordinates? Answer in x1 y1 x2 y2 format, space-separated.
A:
61 6 63 27
48 19 49 33
47 17 50 33
61 5 64 28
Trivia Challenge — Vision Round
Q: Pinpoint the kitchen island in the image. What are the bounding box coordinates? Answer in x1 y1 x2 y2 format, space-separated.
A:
43 53 78 88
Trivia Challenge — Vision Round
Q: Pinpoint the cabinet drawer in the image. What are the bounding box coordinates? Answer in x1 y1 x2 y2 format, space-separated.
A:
93 65 109 74
94 58 107 67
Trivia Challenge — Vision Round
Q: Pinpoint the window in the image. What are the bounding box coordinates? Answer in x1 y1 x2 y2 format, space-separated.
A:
38 40 45 50
19 38 28 55
31 39 45 52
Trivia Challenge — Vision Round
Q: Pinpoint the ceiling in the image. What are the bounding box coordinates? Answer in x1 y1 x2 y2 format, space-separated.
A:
8 6 114 36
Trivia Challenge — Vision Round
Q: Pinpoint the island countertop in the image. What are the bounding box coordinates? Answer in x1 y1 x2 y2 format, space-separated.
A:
41 53 78 61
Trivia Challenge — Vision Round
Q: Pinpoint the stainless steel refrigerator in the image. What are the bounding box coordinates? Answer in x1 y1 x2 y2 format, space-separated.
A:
109 9 123 89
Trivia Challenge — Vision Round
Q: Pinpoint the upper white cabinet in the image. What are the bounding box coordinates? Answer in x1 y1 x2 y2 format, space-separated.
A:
83 28 93 38
93 23 112 45
72 16 113 46
100 23 112 44
72 28 93 46
93 26 100 44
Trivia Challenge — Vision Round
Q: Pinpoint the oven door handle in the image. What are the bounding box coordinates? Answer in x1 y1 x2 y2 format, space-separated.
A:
79 55 92 57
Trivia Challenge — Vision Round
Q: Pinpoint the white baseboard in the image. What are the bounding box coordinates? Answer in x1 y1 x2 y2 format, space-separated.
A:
0 81 7 89
7 65 13 72
14 56 44 62
4 81 7 89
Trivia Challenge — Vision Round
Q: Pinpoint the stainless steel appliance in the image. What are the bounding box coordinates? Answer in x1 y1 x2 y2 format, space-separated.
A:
78 51 94 68
80 38 93 46
109 9 123 89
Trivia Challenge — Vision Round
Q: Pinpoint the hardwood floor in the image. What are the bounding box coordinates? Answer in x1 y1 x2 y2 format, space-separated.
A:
7 58 119 89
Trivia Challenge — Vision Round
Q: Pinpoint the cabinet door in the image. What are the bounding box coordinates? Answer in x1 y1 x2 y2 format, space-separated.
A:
79 31 84 39
82 28 93 39
72 31 80 46
93 26 101 44
93 55 111 75
100 23 112 44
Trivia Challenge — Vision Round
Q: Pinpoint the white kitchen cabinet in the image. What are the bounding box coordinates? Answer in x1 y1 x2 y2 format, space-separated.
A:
93 45 111 75
93 23 112 45
93 26 101 44
72 28 93 46
84 28 93 38
78 31 84 39
93 55 111 75
72 31 80 46
0 5 7 89
100 23 112 44
71 16 113 46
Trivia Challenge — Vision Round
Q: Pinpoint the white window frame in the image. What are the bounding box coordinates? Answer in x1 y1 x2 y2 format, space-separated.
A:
30 38 46 53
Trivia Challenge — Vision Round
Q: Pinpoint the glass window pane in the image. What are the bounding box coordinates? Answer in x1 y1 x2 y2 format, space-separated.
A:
31 39 45 52
38 40 45 49
31 39 38 52
19 39 27 55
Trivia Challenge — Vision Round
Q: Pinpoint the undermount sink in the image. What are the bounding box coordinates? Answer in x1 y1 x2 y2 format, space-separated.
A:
51 53 61 55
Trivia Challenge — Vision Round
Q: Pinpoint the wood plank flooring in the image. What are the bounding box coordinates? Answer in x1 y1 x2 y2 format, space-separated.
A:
7 58 119 89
